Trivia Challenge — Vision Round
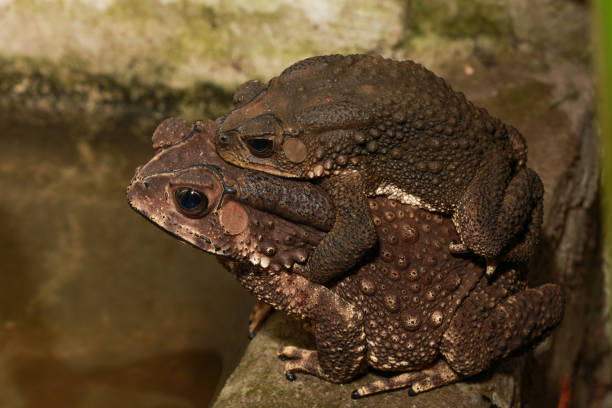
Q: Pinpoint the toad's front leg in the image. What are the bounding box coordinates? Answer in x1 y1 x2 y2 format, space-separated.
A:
277 290 368 383
229 260 368 383
234 170 335 231
296 170 378 284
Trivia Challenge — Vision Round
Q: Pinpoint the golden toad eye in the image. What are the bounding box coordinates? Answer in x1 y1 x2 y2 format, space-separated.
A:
174 187 210 218
246 138 274 157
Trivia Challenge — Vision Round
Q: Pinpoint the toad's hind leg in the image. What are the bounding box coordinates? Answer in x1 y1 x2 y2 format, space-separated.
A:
499 192 542 264
441 283 565 377
353 283 565 398
351 360 460 398
455 153 544 270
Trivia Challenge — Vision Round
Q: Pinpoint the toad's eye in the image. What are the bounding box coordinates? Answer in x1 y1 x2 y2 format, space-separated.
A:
174 187 210 218
246 138 274 157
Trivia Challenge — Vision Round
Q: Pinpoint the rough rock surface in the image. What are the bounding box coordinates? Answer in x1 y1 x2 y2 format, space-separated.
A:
213 313 521 408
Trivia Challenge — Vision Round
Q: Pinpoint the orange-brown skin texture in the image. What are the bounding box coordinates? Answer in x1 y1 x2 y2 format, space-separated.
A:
128 119 563 397
216 54 544 282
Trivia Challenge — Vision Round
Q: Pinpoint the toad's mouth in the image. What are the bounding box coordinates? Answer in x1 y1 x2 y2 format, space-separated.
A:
218 149 301 179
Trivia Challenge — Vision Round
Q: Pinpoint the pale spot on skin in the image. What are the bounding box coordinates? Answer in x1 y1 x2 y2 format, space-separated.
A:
431 310 444 326
313 164 324 177
283 137 308 163
375 183 438 211
250 253 261 265
219 200 249 235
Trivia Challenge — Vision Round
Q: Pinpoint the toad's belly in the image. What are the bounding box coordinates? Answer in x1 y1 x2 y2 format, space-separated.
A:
364 326 440 371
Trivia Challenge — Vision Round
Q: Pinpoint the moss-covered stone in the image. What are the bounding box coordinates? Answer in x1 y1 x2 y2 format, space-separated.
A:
408 1 514 42
212 313 520 408
0 55 233 133
0 0 405 88
397 0 590 71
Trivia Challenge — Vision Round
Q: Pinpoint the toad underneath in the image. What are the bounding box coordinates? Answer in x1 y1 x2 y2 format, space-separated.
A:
216 54 544 283
127 118 563 398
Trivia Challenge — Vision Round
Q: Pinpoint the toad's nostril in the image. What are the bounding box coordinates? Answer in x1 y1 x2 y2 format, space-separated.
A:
218 133 230 144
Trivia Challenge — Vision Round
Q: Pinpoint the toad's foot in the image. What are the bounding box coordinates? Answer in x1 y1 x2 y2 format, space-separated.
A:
449 241 499 277
248 301 274 339
278 346 327 380
448 240 469 254
351 360 460 398
485 258 500 277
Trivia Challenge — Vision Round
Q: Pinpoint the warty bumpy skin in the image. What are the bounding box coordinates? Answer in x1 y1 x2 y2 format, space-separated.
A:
128 119 563 398
216 54 544 281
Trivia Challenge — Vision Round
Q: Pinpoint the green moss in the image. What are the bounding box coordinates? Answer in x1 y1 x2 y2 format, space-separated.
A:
0 55 233 126
409 0 512 40
495 80 554 116
99 0 347 79
400 0 589 67
103 0 227 59
396 0 516 67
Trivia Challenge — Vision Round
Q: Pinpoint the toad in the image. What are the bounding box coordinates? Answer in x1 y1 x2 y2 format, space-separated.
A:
127 118 563 397
216 54 544 282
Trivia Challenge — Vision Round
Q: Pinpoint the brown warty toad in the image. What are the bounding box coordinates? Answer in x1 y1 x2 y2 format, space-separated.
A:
216 54 544 283
128 118 563 398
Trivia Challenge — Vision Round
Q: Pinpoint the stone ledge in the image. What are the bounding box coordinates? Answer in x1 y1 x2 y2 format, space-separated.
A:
211 313 522 408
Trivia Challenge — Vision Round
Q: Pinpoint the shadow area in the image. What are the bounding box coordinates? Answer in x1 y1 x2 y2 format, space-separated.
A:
0 196 223 408
10 350 222 408
0 115 229 407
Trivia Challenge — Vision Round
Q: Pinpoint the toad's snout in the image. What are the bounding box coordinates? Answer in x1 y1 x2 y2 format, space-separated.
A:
216 129 239 152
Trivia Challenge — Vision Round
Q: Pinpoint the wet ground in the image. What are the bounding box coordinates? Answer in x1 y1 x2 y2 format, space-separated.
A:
0 115 254 407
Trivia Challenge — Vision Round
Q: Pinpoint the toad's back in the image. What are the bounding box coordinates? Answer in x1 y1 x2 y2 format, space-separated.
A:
270 54 520 212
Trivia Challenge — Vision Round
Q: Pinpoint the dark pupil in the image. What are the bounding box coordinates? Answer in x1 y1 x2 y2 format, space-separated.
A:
247 138 273 153
175 188 208 215
178 190 202 209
